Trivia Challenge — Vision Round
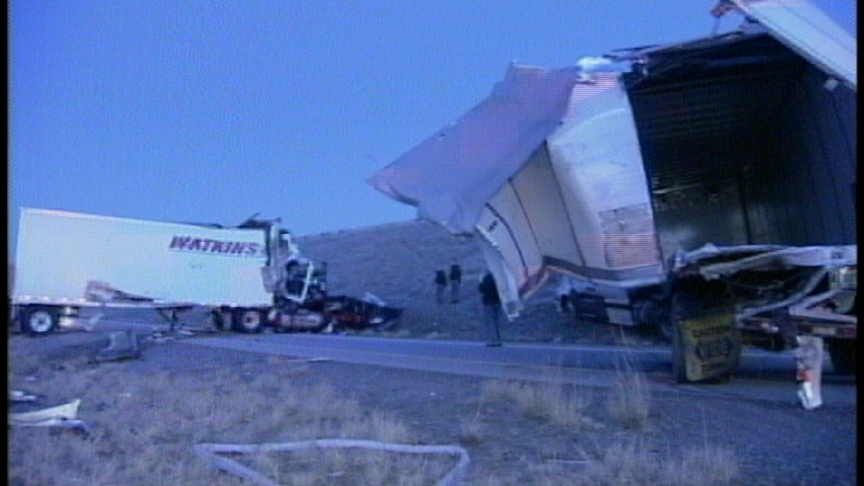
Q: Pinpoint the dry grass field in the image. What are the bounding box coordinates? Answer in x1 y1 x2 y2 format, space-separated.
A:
9 333 752 486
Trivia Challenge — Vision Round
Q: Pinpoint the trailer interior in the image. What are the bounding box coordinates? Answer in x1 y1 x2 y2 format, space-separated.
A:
621 30 856 260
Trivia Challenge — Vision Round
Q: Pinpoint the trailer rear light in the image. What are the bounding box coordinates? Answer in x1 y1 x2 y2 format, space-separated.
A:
809 326 838 337
837 327 856 338
803 325 856 338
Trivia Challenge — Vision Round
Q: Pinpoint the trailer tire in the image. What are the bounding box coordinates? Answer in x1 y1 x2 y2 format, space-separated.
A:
637 298 673 342
232 309 264 334
670 315 689 384
22 306 58 336
207 309 233 331
826 338 856 375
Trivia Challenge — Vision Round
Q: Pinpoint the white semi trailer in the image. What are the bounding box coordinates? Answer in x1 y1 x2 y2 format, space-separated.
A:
10 208 394 336
369 0 856 382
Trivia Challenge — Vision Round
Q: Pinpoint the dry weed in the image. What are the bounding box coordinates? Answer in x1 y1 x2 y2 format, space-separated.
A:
480 368 592 427
607 351 651 431
230 446 457 486
569 437 742 486
660 444 741 486
458 400 486 446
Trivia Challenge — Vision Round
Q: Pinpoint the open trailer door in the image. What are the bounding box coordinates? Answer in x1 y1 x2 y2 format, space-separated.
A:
728 0 856 89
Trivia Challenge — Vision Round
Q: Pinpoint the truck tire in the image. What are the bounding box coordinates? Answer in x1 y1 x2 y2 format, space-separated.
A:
637 298 673 342
232 309 264 334
207 308 233 331
22 306 58 336
825 338 856 375
670 310 689 384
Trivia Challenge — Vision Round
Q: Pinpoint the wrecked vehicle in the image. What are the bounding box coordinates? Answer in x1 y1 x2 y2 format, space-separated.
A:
11 208 401 336
368 0 856 383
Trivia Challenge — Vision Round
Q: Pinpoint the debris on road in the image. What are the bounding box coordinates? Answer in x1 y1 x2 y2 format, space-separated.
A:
8 390 38 403
90 331 141 363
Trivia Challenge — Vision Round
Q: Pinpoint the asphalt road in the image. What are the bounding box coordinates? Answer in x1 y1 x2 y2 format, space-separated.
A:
20 308 856 409
181 333 856 407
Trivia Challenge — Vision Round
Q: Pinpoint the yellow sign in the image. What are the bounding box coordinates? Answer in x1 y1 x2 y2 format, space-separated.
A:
679 312 742 382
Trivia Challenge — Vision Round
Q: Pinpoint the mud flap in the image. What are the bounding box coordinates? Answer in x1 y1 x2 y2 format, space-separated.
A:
676 312 742 382
671 279 742 383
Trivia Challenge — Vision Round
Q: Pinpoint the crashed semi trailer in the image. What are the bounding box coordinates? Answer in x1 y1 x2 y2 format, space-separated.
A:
11 207 326 335
368 0 856 382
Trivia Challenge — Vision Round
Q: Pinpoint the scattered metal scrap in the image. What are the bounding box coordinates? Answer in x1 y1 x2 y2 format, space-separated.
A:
8 389 37 403
8 398 90 433
90 331 142 363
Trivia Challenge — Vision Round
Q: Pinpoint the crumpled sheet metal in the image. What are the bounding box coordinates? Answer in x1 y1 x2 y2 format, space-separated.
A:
92 331 141 362
689 244 856 279
8 398 90 431
194 439 471 486
85 280 154 303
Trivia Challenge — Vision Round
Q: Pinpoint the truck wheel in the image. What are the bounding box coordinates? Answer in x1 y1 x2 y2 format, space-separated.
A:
637 298 673 342
22 306 58 336
206 309 233 331
670 316 689 383
826 338 856 375
232 309 264 334
669 293 691 383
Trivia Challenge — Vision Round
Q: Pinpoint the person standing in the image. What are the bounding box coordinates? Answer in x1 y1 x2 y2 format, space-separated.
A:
449 263 462 304
555 274 574 315
478 272 502 347
434 269 448 304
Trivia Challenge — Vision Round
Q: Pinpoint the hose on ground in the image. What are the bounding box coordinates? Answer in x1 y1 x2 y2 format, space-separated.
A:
194 438 470 486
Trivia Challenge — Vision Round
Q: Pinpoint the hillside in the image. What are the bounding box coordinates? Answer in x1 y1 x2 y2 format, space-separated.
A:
297 219 652 345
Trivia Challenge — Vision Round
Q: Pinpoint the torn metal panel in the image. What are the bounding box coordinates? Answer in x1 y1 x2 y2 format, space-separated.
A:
367 64 584 235
85 280 155 303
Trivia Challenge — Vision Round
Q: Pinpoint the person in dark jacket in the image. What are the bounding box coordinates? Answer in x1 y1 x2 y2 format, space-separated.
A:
449 263 462 304
434 269 448 304
478 272 502 347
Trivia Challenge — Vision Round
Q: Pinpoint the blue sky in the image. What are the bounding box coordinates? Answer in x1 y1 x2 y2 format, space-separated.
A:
9 0 856 257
